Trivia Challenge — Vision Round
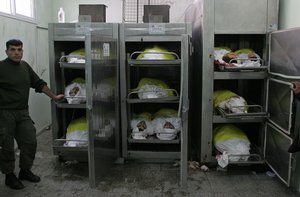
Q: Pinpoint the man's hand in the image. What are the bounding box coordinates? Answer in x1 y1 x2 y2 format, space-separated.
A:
53 94 65 102
291 81 300 94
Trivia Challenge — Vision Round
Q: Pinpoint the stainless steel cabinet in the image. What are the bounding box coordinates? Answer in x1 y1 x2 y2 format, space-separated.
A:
188 0 300 189
49 23 88 161
266 28 300 187
48 23 119 187
185 1 300 192
119 23 192 186
197 0 279 165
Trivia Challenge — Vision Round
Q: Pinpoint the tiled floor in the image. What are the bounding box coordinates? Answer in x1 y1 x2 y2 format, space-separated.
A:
0 129 299 197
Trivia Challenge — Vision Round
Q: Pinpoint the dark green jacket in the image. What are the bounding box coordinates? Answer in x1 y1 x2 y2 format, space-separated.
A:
0 58 47 109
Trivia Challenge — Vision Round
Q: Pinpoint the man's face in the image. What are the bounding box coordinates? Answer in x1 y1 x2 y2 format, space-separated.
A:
6 45 23 62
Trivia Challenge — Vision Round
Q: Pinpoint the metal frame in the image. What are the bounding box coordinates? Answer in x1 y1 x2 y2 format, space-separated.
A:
119 23 191 187
49 23 119 188
266 27 300 187
199 0 279 163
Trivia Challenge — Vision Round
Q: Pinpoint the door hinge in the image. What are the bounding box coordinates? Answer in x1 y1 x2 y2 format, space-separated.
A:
189 44 194 55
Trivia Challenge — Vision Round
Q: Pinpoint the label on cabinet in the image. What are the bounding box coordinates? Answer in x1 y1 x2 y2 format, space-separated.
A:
75 21 91 34
149 23 165 35
103 43 110 57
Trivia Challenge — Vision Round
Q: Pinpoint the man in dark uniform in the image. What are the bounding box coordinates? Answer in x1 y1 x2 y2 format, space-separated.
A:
0 39 64 190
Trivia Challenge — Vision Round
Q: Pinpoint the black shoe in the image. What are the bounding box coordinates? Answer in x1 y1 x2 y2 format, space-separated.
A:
19 169 41 183
5 173 25 190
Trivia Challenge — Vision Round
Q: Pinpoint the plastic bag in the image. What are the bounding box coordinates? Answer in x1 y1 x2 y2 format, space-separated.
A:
152 118 181 140
215 47 261 68
233 48 261 67
132 78 174 99
214 47 232 64
136 46 176 60
67 48 85 63
65 78 86 104
213 90 248 113
64 117 88 147
214 124 250 163
131 112 154 139
152 108 181 140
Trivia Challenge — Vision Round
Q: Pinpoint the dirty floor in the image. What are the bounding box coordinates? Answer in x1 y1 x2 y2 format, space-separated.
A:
0 129 299 197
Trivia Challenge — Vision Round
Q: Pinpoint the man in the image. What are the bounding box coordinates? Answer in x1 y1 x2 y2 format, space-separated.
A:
0 39 64 190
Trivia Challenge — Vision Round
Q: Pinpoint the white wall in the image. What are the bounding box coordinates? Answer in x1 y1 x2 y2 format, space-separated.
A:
52 0 194 23
0 0 53 132
169 0 195 22
279 0 300 29
52 0 123 23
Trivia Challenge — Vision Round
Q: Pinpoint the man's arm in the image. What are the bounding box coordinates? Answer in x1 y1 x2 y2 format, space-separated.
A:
41 85 64 101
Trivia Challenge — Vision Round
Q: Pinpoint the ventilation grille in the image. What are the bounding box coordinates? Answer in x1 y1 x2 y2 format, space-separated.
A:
123 0 174 23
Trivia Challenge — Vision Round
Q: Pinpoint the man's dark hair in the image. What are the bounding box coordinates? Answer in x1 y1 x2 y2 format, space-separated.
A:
6 39 23 50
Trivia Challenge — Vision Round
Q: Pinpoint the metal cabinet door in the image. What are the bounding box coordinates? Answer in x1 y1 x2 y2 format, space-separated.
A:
267 78 294 135
266 26 300 187
269 27 300 77
265 78 293 186
214 0 278 34
267 27 300 135
265 122 293 186
85 33 119 188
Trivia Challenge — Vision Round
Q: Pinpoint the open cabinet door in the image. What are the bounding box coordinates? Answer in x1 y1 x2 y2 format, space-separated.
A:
266 27 300 186
269 28 300 77
266 78 293 186
267 78 293 135
265 122 292 186
85 33 119 188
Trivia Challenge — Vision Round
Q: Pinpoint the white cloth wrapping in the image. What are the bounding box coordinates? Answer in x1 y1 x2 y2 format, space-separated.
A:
137 84 169 99
64 83 86 104
233 53 261 68
215 138 250 163
152 117 181 140
218 96 248 114
64 130 88 147
130 119 154 139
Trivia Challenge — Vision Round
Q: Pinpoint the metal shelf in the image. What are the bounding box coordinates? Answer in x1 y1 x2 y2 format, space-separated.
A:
214 71 267 79
125 36 183 42
127 97 179 104
219 66 267 72
128 59 181 66
213 115 265 123
56 102 86 109
59 60 117 69
217 105 269 119
228 156 265 165
60 62 85 69
128 136 180 144
53 36 85 41
228 146 265 165
53 139 88 152
127 50 181 66
127 88 179 103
